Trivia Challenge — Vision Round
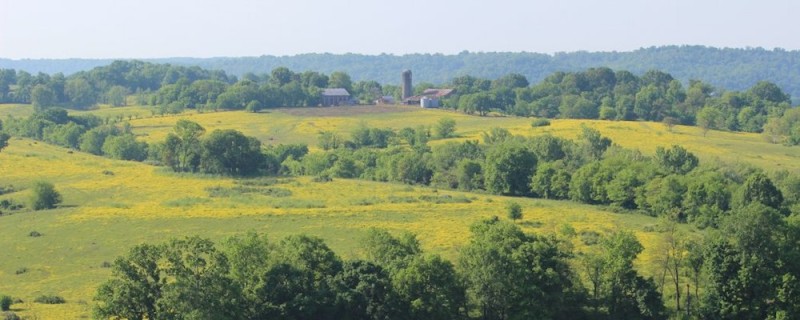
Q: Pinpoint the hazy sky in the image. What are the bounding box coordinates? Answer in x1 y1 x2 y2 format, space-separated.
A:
1 0 798 59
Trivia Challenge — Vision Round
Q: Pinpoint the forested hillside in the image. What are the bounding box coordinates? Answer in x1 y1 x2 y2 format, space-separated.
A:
2 46 800 99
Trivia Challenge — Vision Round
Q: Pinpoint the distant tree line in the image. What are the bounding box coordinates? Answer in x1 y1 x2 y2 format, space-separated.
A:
439 69 794 137
0 61 386 113
3 46 800 99
3 60 796 140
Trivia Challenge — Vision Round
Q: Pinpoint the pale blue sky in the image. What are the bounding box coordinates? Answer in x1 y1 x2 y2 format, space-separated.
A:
1 0 798 59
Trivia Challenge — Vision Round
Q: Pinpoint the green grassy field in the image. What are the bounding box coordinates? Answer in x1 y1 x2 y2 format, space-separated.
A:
1 103 796 318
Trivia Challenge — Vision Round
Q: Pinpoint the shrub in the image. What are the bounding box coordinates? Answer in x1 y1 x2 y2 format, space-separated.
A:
531 118 551 127
14 268 27 275
0 295 11 311
0 200 23 211
30 181 62 210
579 231 601 245
34 295 65 304
0 185 16 196
1 311 20 320
507 202 523 221
28 231 42 237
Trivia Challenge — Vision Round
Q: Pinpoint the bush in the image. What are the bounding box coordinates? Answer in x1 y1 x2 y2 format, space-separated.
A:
28 231 42 237
531 118 551 127
0 295 11 311
1 311 20 320
34 295 65 304
507 202 523 221
30 181 62 210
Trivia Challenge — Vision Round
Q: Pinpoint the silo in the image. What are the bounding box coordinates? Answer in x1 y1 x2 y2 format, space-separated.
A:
401 70 412 100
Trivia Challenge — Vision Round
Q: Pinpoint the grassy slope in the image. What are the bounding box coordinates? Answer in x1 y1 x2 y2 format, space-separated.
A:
129 105 800 172
1 103 798 318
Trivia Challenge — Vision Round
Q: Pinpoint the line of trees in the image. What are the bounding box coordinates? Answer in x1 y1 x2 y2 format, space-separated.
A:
95 207 800 320
0 61 386 113
95 219 667 319
3 60 797 140
440 69 793 136
4 108 798 226
272 123 798 228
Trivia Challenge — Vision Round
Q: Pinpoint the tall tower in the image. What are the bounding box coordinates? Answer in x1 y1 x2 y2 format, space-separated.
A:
401 70 412 101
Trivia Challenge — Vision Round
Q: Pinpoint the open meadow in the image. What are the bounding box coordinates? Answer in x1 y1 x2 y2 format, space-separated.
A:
1 104 798 318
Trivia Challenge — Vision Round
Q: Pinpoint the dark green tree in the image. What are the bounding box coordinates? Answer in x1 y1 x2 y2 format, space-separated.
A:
507 202 523 221
434 117 457 139
736 172 784 210
484 141 537 195
654 145 698 174
393 254 466 320
201 129 264 175
30 181 62 210
102 134 148 161
94 244 164 320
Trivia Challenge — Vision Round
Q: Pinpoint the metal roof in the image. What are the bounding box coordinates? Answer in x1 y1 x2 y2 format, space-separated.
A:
321 88 350 96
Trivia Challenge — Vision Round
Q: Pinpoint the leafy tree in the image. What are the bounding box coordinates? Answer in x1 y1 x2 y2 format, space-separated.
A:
696 106 724 136
201 129 264 175
600 232 667 320
106 85 129 107
270 143 309 163
0 132 9 153
507 202 522 221
30 181 62 210
701 204 785 319
102 134 148 161
363 229 421 271
94 244 164 320
736 172 784 210
79 125 118 155
317 130 343 151
456 159 483 191
30 84 56 112
530 162 571 200
65 77 97 108
393 254 466 320
459 219 585 320
484 141 537 195
481 127 511 145
161 120 205 172
528 134 568 162
0 295 11 312
328 71 353 93
641 175 686 219
578 125 612 160
221 232 272 319
159 236 242 320
434 117 456 139
654 145 698 174
329 260 408 320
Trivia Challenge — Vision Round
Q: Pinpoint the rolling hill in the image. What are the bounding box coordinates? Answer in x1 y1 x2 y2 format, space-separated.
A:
1 104 798 318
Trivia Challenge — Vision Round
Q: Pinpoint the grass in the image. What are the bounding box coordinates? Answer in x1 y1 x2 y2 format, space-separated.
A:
120 106 800 172
2 103 796 317
0 137 682 318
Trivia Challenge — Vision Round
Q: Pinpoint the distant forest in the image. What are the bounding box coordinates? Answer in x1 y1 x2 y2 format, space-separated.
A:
2 46 800 101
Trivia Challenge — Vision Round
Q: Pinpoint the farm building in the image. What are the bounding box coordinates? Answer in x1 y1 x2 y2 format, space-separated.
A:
404 88 455 108
375 95 396 105
321 88 351 106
